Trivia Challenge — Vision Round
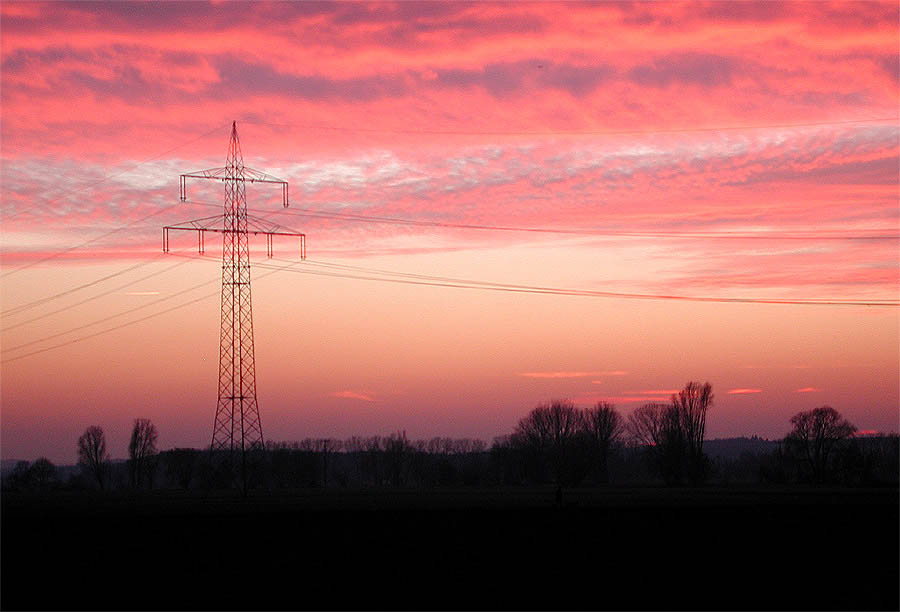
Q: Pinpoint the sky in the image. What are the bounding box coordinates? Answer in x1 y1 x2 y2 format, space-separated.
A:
1 1 898 464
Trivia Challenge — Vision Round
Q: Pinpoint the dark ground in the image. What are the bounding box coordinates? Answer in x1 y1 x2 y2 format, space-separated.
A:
2 486 897 611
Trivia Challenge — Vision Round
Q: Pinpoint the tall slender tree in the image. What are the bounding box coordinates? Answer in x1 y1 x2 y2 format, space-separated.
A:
77 425 108 489
128 418 159 489
672 381 714 484
627 382 714 485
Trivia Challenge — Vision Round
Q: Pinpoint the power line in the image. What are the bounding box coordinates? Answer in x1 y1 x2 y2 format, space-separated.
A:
1 258 190 332
0 203 178 279
261 257 899 307
4 248 894 366
1 254 307 364
185 198 898 241
5 192 891 341
283 208 900 241
1 265 220 355
239 116 899 137
1 201 283 283
1 256 165 316
0 290 218 365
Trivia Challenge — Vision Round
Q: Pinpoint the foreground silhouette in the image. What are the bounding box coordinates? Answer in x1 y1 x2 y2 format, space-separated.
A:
2 486 897 611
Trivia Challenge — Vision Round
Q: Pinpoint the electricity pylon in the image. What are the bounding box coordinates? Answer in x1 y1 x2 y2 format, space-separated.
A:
164 121 305 488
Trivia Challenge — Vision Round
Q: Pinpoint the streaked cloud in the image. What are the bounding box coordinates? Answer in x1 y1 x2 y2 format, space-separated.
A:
330 390 377 402
519 370 627 379
573 393 667 405
727 388 763 395
795 387 820 393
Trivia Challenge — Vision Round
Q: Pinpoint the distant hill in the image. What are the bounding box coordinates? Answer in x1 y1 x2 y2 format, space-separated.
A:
1 459 22 475
704 437 778 460
1 459 125 476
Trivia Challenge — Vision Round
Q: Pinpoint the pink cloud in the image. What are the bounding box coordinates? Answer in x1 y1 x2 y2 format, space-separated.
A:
519 371 599 379
795 387 820 393
330 390 376 402
519 370 626 379
571 392 670 405
727 388 763 395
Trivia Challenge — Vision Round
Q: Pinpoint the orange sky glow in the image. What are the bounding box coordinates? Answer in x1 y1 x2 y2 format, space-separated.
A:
1 1 898 463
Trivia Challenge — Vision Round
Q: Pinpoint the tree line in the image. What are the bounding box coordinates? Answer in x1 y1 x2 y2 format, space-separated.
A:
3 383 897 492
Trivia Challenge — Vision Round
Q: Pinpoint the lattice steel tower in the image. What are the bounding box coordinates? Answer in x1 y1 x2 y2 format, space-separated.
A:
164 122 305 479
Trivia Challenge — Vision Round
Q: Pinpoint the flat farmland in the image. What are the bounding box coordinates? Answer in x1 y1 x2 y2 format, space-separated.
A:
2 487 897 610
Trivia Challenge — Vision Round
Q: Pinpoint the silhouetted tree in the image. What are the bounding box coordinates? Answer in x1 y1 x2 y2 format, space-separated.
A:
627 401 679 484
758 441 793 484
4 461 33 491
490 435 525 485
627 382 714 485
627 402 668 447
672 381 714 484
582 402 624 484
849 434 900 485
163 448 198 490
309 439 342 488
363 436 384 485
513 400 588 487
29 457 58 490
324 439 342 487
77 425 109 489
785 405 856 484
128 418 159 489
383 431 411 487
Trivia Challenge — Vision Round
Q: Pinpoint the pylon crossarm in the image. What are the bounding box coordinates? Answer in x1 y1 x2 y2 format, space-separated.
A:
246 214 281 233
163 224 305 258
181 167 290 206
166 214 225 230
242 167 287 185
182 167 229 179
181 167 285 183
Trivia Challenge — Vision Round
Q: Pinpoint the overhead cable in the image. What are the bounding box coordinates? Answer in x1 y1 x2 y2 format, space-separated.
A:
239 116 899 137
261 258 899 308
184 198 898 241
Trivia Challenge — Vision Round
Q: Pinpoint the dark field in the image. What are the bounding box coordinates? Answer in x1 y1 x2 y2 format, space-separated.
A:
2 486 897 611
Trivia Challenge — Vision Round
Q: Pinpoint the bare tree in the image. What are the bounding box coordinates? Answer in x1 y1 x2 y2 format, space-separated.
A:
672 381 714 484
627 402 679 483
626 382 714 485
164 448 197 490
514 399 587 487
785 405 856 484
627 402 669 448
128 418 158 489
5 461 33 491
29 457 58 490
312 439 342 488
516 400 583 450
582 402 624 484
77 425 109 489
383 431 411 487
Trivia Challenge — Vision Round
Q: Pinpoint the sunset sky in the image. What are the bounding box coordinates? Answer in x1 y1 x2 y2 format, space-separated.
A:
1 1 898 464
